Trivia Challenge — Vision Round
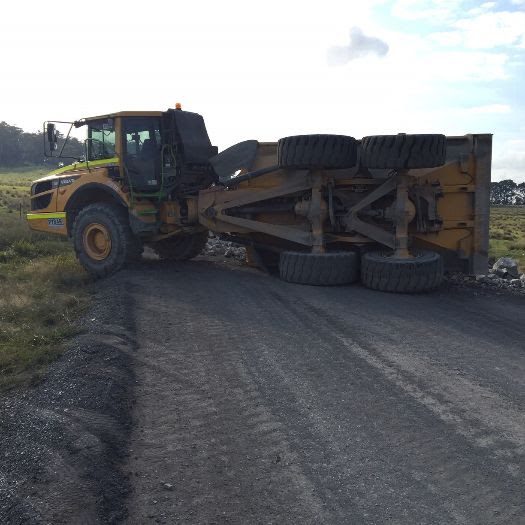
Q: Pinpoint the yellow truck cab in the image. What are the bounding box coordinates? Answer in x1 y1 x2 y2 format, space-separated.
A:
28 109 216 274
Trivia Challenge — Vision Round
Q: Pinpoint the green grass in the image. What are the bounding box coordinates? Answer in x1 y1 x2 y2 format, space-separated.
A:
0 166 51 213
0 167 90 390
489 206 525 272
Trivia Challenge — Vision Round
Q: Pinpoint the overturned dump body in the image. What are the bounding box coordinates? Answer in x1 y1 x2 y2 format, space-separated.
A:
201 135 491 277
27 108 491 292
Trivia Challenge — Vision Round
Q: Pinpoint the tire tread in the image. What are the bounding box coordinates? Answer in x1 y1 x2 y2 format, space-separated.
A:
361 134 446 169
279 251 359 286
278 134 357 170
361 250 443 293
72 202 137 278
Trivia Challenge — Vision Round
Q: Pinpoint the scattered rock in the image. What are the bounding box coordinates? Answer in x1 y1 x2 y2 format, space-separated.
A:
202 235 246 262
161 482 174 491
494 268 509 279
475 275 491 284
492 257 520 279
447 267 525 295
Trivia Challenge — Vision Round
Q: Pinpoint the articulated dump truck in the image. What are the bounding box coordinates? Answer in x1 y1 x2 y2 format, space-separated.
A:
28 107 491 293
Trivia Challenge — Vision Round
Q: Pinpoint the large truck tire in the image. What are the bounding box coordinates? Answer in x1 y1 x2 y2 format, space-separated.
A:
154 231 209 261
279 251 359 286
278 134 358 170
72 203 138 278
361 250 443 293
361 134 446 169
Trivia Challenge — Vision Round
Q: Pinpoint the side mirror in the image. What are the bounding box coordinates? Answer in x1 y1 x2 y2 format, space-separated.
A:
46 123 58 151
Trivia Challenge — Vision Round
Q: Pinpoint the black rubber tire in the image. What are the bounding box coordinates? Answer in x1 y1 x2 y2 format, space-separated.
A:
154 231 209 261
361 134 446 169
72 203 138 278
361 250 443 293
279 251 359 286
278 134 358 169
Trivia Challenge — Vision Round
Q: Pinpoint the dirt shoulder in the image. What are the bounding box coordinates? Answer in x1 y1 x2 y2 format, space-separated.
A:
0 275 136 524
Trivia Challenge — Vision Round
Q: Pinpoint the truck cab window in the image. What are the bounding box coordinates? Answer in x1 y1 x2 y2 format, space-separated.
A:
123 118 161 159
88 121 116 160
122 117 163 191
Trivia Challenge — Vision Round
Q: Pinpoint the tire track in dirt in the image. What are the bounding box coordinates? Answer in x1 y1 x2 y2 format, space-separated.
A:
245 282 525 524
125 268 331 524
122 261 525 524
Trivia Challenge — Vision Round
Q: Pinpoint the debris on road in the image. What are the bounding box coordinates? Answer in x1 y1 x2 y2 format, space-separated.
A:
492 256 520 279
202 233 246 261
452 257 525 294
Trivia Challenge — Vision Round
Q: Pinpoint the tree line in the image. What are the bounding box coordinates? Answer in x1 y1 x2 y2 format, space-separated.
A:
490 180 525 206
0 121 83 167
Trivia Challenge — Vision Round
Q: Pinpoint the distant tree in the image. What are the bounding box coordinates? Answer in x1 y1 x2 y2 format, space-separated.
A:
57 132 84 161
515 182 525 205
0 122 23 166
490 179 518 205
0 121 83 167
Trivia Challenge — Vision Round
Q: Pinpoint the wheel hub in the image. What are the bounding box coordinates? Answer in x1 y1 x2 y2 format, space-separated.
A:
83 223 112 260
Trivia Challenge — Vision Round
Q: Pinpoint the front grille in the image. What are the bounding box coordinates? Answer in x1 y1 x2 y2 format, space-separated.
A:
31 193 52 210
31 180 52 195
31 180 53 210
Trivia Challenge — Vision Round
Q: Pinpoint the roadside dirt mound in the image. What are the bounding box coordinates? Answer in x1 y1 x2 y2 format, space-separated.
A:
0 278 137 524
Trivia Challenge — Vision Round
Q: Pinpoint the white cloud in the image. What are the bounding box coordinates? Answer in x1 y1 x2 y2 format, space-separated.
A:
467 1 496 16
423 51 508 81
492 139 525 182
327 27 389 65
465 104 511 114
391 0 458 21
429 12 525 50
429 31 463 46
454 11 525 49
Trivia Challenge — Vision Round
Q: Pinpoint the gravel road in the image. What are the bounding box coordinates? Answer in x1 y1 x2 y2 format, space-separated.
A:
1 257 524 524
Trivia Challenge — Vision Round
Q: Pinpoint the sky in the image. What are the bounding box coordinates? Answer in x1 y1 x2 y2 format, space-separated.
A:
1 0 524 181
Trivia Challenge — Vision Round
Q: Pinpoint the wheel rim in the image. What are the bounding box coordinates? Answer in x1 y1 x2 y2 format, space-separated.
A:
83 223 112 261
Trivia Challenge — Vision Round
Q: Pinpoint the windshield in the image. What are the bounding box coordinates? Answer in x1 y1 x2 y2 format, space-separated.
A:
88 120 116 160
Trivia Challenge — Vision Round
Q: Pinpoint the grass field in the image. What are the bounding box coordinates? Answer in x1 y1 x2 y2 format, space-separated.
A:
0 167 89 390
489 206 525 271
